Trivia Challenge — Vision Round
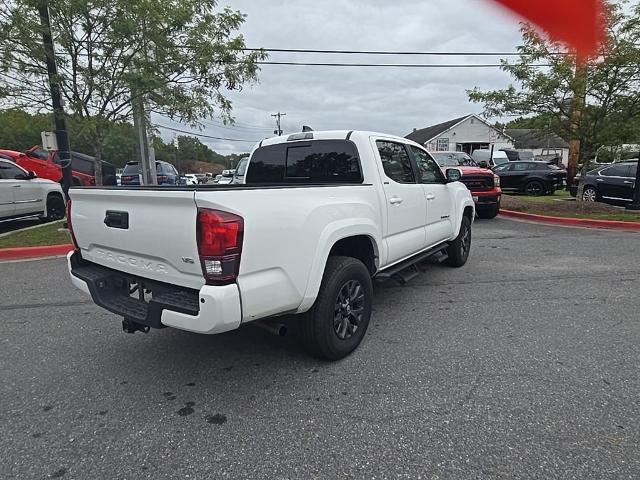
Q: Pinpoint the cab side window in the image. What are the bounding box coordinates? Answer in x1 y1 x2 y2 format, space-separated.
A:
376 141 415 184
410 146 446 184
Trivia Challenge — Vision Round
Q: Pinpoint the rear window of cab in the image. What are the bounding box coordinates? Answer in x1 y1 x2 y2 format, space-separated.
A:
246 140 362 184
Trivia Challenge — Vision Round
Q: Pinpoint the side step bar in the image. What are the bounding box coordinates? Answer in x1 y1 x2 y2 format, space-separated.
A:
375 243 449 284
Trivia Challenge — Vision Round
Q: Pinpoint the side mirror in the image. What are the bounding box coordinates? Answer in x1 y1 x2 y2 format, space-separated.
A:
446 168 462 183
478 161 488 169
28 171 37 179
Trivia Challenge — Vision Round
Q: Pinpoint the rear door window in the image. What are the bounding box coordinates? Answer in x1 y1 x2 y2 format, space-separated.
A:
513 163 531 171
246 140 362 184
376 141 415 184
601 165 630 177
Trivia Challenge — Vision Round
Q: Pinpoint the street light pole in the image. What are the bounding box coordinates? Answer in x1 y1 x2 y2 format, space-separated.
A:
37 1 72 198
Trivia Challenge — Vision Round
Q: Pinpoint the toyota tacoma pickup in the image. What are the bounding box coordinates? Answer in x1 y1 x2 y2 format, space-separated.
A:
431 151 502 219
67 131 475 360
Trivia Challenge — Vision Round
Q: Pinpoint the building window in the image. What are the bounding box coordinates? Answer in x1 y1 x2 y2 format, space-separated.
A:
436 138 449 151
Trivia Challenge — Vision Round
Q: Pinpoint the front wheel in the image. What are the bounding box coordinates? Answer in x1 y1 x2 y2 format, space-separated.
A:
300 256 373 360
582 186 597 202
446 216 471 267
476 204 500 219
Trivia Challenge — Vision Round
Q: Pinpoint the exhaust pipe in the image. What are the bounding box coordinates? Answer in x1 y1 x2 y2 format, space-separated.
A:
253 321 287 337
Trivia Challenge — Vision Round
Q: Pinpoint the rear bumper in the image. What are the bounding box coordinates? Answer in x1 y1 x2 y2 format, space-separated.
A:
67 251 241 334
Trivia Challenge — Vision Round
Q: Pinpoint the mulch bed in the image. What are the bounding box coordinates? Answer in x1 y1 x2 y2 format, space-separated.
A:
501 195 638 216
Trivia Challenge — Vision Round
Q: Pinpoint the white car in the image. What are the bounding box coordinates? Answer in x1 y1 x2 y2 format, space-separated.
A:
67 130 474 360
181 174 198 186
0 158 65 223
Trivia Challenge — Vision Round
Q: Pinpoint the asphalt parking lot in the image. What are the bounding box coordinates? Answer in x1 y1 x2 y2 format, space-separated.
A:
1 218 639 479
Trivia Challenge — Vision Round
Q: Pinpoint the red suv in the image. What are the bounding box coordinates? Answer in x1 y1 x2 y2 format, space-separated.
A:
431 151 502 219
0 145 116 186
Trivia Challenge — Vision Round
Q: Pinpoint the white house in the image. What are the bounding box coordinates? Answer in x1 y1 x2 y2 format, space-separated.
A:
406 114 514 155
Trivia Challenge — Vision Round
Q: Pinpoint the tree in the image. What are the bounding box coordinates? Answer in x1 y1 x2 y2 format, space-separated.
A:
468 2 640 183
0 0 265 183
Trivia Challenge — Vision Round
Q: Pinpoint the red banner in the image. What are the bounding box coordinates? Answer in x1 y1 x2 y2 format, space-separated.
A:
491 0 603 55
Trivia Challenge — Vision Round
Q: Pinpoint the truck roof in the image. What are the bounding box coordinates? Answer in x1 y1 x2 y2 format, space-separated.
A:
257 130 420 149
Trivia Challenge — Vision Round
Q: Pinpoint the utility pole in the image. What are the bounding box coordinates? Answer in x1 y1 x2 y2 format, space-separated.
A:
131 90 156 185
37 1 72 198
173 135 181 177
271 112 286 136
568 58 587 189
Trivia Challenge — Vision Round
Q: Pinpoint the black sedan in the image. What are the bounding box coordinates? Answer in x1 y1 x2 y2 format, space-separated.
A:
570 161 637 205
493 161 567 196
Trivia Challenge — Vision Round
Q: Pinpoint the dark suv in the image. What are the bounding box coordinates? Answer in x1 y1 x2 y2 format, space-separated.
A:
570 161 637 205
493 161 567 195
120 161 179 186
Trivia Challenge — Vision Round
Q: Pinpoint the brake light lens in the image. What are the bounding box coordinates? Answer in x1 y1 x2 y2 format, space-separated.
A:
66 200 79 250
157 175 168 183
196 208 244 285
493 174 500 187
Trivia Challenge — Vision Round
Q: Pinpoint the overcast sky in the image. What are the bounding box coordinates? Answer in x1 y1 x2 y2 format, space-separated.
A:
156 0 528 155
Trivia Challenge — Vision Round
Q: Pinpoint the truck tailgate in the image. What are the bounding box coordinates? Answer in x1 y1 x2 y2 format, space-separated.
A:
70 188 204 289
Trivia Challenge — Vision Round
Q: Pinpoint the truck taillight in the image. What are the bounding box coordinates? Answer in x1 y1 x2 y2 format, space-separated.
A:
493 175 500 187
196 208 244 285
66 200 79 250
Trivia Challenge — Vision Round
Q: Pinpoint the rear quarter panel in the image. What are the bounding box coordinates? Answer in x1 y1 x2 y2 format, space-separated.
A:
195 185 382 320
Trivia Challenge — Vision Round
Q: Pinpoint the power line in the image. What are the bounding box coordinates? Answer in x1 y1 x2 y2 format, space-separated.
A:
199 118 273 132
244 48 570 57
255 61 553 68
155 124 260 142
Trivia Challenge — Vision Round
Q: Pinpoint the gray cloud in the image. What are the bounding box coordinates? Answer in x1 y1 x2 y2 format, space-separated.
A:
158 0 527 154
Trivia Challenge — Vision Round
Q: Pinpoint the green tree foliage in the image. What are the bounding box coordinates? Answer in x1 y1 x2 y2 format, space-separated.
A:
468 2 640 160
0 0 265 166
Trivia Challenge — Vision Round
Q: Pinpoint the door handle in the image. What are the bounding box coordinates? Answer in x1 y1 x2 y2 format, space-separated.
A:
596 178 604 182
426 194 436 201
13 184 21 187
389 196 403 205
623 180 634 184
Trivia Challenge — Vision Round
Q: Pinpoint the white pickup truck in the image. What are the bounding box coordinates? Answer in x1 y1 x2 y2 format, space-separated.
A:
67 131 475 360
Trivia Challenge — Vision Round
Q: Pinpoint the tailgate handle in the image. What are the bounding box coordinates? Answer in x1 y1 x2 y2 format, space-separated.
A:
104 210 129 229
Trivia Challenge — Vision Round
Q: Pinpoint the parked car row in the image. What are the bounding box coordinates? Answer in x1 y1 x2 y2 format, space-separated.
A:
0 145 116 186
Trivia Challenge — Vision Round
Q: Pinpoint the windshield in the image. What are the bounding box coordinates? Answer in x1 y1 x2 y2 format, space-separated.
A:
431 152 478 167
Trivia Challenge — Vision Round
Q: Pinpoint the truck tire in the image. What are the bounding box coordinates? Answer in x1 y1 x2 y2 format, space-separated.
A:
446 216 471 267
300 256 372 360
476 204 499 219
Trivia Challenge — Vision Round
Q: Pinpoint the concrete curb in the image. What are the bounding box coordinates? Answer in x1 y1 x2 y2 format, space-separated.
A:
0 244 74 261
500 209 640 231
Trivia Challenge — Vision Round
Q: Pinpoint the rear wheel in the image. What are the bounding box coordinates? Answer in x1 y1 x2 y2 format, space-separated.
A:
446 216 471 267
582 186 597 202
476 204 500 219
45 194 65 221
525 180 545 196
300 256 372 360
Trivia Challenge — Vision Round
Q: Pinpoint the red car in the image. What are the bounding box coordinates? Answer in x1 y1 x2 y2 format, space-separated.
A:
431 151 502 219
0 145 116 186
